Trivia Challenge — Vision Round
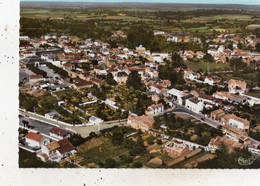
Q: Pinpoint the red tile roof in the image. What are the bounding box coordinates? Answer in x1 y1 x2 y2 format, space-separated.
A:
57 138 75 154
73 77 93 87
25 132 43 142
30 75 43 79
49 127 68 137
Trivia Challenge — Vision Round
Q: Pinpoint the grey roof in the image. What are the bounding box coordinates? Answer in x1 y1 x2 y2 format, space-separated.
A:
117 71 128 77
21 56 46 64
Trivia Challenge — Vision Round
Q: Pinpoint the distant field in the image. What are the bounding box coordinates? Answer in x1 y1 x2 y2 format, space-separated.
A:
185 26 209 31
200 14 252 21
105 16 140 21
21 8 51 14
185 61 231 72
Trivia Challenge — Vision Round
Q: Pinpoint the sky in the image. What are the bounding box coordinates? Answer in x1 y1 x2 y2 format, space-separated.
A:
20 0 260 6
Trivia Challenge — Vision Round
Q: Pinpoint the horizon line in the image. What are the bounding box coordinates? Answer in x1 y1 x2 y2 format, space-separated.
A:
20 1 260 6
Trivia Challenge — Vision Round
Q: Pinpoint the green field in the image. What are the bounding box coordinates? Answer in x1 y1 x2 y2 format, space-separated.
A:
185 26 210 31
201 14 252 21
185 61 231 72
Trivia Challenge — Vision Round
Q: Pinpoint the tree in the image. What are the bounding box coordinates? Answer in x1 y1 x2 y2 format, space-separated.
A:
115 96 121 102
156 139 162 145
256 43 260 53
106 72 117 86
256 71 260 87
126 71 143 90
68 133 86 146
229 58 247 71
203 53 214 63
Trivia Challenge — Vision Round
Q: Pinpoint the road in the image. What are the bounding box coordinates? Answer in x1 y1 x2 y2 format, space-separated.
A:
153 103 220 129
19 110 127 138
19 115 74 136
154 103 260 147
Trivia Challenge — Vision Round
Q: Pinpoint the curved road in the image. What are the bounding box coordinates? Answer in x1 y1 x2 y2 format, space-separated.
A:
153 103 220 129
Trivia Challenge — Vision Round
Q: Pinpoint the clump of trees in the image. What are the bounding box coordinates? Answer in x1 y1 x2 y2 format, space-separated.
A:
26 64 47 77
106 72 117 86
126 70 143 90
46 63 68 77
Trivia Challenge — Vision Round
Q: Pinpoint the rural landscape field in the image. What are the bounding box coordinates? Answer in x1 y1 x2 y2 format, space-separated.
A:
19 1 260 169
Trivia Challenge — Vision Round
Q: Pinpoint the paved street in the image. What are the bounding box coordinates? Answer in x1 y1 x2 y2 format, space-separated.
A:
153 103 220 129
19 110 126 138
19 115 74 136
39 66 60 78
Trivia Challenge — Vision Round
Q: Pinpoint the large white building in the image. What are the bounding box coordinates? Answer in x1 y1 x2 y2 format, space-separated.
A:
221 114 250 132
185 97 204 114
167 88 189 105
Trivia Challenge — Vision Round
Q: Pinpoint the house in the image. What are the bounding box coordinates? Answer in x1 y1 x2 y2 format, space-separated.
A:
213 91 232 101
88 116 103 125
185 97 204 114
229 94 247 105
49 127 71 140
145 103 164 116
167 36 178 42
39 138 76 162
204 77 220 86
90 78 103 87
228 79 247 94
151 83 166 94
221 114 250 133
127 115 155 132
164 140 190 156
167 88 191 105
113 71 128 85
25 132 50 149
136 45 146 54
98 70 108 76
45 110 58 119
184 72 198 81
151 92 162 104
71 77 93 89
198 94 217 106
210 109 225 121
207 136 244 153
29 74 44 83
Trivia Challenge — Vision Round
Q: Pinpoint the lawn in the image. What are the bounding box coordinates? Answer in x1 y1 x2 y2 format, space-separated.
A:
185 61 231 72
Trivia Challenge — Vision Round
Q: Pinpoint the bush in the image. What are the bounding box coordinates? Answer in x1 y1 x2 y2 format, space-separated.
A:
104 158 116 168
133 162 142 168
156 139 162 145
